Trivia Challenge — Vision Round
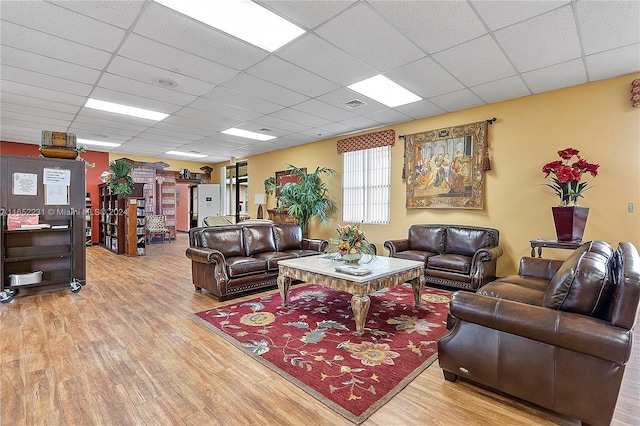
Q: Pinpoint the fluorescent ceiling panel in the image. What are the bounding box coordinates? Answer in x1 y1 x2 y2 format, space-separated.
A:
348 75 422 107
85 99 169 121
222 128 276 141
166 150 207 158
77 138 121 147
154 0 305 52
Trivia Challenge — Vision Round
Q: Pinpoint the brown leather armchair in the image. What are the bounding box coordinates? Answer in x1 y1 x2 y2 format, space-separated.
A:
438 241 640 426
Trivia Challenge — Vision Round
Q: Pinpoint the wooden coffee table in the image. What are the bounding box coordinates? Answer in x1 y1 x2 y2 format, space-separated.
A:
277 255 425 334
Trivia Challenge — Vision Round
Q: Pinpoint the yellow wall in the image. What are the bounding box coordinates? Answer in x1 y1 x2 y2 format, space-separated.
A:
228 73 640 276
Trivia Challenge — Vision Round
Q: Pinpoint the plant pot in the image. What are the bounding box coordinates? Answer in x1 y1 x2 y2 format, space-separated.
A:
552 206 589 242
342 253 362 264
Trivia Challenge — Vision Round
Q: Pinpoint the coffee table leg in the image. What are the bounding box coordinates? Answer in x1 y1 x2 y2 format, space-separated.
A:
351 295 370 335
410 275 425 307
278 275 292 306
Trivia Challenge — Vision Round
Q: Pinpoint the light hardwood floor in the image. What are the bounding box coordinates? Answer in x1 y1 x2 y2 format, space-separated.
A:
1 233 638 425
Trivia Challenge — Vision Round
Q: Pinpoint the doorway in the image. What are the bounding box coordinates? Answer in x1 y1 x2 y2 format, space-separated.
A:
222 161 248 223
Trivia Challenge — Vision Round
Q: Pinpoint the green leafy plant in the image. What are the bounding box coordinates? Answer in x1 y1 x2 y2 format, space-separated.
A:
264 176 277 196
107 160 135 196
277 164 336 237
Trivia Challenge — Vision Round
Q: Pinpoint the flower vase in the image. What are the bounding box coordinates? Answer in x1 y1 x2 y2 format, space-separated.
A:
552 206 589 242
342 253 362 264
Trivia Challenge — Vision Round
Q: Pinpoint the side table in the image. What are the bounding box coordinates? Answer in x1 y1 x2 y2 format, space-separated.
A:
530 238 584 258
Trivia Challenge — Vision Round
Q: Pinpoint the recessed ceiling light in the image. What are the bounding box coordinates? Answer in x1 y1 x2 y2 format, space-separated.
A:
222 128 276 141
85 98 169 121
77 138 121 148
166 150 207 158
348 75 422 108
155 78 178 88
154 0 305 52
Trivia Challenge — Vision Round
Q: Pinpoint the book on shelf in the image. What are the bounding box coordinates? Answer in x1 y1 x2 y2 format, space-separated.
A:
17 223 52 230
51 224 69 229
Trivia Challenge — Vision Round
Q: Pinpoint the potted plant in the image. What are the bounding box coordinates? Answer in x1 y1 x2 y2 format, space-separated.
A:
107 160 135 196
277 164 336 237
264 176 276 196
541 148 599 241
328 224 376 263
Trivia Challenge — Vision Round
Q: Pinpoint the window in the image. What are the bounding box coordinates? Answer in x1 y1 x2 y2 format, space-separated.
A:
342 146 391 224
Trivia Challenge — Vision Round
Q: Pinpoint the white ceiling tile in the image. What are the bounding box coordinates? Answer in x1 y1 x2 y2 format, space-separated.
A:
221 73 309 107
258 0 356 29
133 2 268 70
248 115 309 134
117 33 239 85
585 44 640 81
576 1 640 55
0 89 83 113
470 1 569 31
360 108 412 126
370 0 486 53
106 56 217 97
395 100 447 121
269 108 332 128
433 35 516 87
0 0 126 51
1 102 76 122
0 21 112 70
202 86 283 115
495 5 581 72
50 0 145 29
339 116 383 131
472 76 531 104
292 99 359 122
521 59 587 94
247 56 339 98
384 57 465 99
97 73 197 106
2 115 73 131
1 65 92 96
315 2 425 72
276 33 377 86
188 98 263 122
74 112 150 133
429 89 485 112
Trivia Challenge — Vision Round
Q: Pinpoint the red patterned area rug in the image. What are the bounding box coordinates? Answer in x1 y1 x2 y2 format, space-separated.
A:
192 283 451 424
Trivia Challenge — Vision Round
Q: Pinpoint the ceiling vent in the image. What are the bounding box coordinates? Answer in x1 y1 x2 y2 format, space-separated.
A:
343 99 367 109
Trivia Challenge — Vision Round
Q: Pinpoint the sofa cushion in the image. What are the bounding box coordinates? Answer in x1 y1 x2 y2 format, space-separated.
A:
274 224 303 251
252 251 297 270
200 227 244 257
445 228 493 257
394 250 435 264
478 280 547 306
243 225 277 256
408 226 445 253
226 257 268 277
543 241 614 317
428 254 472 274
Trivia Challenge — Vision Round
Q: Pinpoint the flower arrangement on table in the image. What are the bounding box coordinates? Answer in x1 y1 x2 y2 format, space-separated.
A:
542 148 599 206
328 224 376 262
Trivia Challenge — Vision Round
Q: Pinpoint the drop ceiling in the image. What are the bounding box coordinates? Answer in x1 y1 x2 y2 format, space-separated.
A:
1 0 639 163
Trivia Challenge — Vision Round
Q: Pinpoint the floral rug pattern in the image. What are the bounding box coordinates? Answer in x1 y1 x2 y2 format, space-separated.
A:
193 283 451 424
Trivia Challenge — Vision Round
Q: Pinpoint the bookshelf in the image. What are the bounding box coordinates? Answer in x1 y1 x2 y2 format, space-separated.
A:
126 197 146 256
98 183 143 255
85 193 92 246
158 171 177 239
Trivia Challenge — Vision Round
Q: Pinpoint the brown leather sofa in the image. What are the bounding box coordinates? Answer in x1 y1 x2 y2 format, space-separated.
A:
186 223 328 301
438 241 640 426
383 224 503 290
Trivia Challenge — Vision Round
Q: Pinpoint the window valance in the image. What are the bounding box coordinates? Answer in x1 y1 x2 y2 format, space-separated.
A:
336 129 395 154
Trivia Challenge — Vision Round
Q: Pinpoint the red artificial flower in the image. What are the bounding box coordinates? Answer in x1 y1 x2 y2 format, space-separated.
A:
542 160 563 177
557 148 580 160
556 165 577 183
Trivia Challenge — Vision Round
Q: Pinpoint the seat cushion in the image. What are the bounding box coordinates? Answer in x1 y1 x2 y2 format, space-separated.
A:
394 250 434 264
543 241 614 317
226 257 268 277
478 280 547 306
252 251 297 270
428 254 472 274
445 227 493 257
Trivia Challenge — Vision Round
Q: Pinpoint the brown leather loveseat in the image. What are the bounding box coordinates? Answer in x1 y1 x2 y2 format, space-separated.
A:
384 224 503 290
186 223 328 301
438 241 640 426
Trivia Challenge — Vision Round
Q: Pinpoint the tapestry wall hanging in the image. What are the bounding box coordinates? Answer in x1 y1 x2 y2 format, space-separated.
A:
403 120 491 209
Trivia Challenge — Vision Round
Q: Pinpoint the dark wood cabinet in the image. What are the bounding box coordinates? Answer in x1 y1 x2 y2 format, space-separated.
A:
0 155 86 302
267 208 297 224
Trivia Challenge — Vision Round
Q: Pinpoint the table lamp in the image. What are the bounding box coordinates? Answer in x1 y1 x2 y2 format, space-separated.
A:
254 193 266 219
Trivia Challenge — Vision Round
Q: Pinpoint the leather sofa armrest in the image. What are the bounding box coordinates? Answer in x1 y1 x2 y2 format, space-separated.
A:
472 246 503 263
518 257 564 280
384 239 410 256
185 247 227 266
449 291 632 364
302 238 328 252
